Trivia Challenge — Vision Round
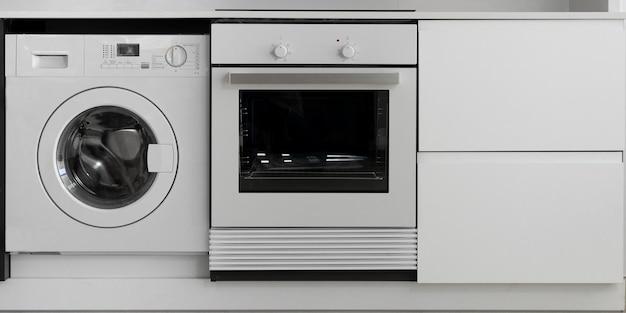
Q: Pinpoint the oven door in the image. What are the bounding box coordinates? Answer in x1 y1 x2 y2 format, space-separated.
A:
211 67 416 227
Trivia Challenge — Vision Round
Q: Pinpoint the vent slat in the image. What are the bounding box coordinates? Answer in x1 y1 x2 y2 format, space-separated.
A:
211 234 416 239
210 249 414 255
210 228 417 234
209 265 417 271
210 244 414 249
209 228 417 272
210 255 416 260
211 239 416 244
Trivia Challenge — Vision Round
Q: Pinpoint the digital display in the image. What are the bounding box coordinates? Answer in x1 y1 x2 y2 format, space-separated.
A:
117 43 140 57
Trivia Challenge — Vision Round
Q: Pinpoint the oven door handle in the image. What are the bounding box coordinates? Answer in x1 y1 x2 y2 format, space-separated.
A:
228 72 400 85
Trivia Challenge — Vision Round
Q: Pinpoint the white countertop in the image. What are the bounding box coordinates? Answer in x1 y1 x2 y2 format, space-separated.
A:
0 10 626 20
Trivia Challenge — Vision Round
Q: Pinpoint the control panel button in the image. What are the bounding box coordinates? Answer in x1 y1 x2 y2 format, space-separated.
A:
165 45 188 67
272 44 289 59
340 44 357 59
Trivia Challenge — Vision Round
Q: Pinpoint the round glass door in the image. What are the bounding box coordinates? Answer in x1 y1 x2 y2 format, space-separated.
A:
38 87 178 228
57 106 157 209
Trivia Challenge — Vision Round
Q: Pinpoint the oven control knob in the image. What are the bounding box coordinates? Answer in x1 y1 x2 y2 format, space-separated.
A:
165 45 187 67
273 44 289 59
340 44 357 59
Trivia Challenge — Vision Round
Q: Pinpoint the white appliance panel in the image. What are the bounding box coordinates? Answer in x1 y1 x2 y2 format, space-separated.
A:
211 67 416 227
211 24 417 65
84 35 208 77
6 34 210 253
17 35 85 76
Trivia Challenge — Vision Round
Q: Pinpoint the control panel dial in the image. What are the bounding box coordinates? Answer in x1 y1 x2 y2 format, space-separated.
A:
272 44 289 59
340 44 357 59
165 45 188 67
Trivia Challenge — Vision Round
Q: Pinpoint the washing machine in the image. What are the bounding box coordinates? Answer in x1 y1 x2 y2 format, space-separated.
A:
5 34 210 253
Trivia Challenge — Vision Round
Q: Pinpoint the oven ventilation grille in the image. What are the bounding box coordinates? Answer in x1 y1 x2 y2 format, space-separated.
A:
208 228 417 271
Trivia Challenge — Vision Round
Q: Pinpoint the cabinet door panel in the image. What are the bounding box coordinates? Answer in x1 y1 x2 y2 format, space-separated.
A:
417 152 623 283
418 20 625 151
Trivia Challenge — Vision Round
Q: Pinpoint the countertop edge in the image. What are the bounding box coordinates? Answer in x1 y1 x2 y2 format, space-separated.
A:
0 11 626 20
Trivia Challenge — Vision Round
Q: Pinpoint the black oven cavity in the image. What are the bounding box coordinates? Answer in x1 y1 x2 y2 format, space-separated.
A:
239 90 389 193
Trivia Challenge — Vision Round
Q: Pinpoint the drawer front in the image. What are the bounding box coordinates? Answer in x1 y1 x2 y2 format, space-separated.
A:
417 152 623 283
418 20 625 151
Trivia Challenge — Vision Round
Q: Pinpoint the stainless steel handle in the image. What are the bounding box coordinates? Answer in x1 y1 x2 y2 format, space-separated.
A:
229 73 400 85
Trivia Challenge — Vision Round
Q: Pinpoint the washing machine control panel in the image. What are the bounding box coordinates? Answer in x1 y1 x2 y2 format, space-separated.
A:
85 35 209 77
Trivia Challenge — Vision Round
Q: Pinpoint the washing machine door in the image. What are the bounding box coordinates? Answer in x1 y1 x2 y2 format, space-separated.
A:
38 87 178 228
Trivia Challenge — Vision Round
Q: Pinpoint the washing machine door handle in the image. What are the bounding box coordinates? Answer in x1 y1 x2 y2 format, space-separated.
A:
147 144 175 173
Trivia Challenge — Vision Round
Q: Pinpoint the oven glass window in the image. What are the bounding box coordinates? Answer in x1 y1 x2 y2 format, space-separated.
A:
239 90 389 192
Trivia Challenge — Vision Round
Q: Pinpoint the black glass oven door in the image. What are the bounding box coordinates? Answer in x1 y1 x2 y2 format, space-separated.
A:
239 90 389 193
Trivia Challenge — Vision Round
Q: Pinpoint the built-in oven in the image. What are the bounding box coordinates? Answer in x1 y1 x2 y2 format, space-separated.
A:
210 22 417 281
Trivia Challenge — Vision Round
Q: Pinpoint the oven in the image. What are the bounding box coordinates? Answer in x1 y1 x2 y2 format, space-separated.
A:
210 22 417 280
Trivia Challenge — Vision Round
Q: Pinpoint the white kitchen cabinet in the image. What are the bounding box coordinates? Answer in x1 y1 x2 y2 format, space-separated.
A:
417 152 623 283
418 20 625 151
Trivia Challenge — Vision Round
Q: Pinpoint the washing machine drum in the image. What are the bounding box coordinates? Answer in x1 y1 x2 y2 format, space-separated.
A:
59 106 157 209
38 87 178 228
